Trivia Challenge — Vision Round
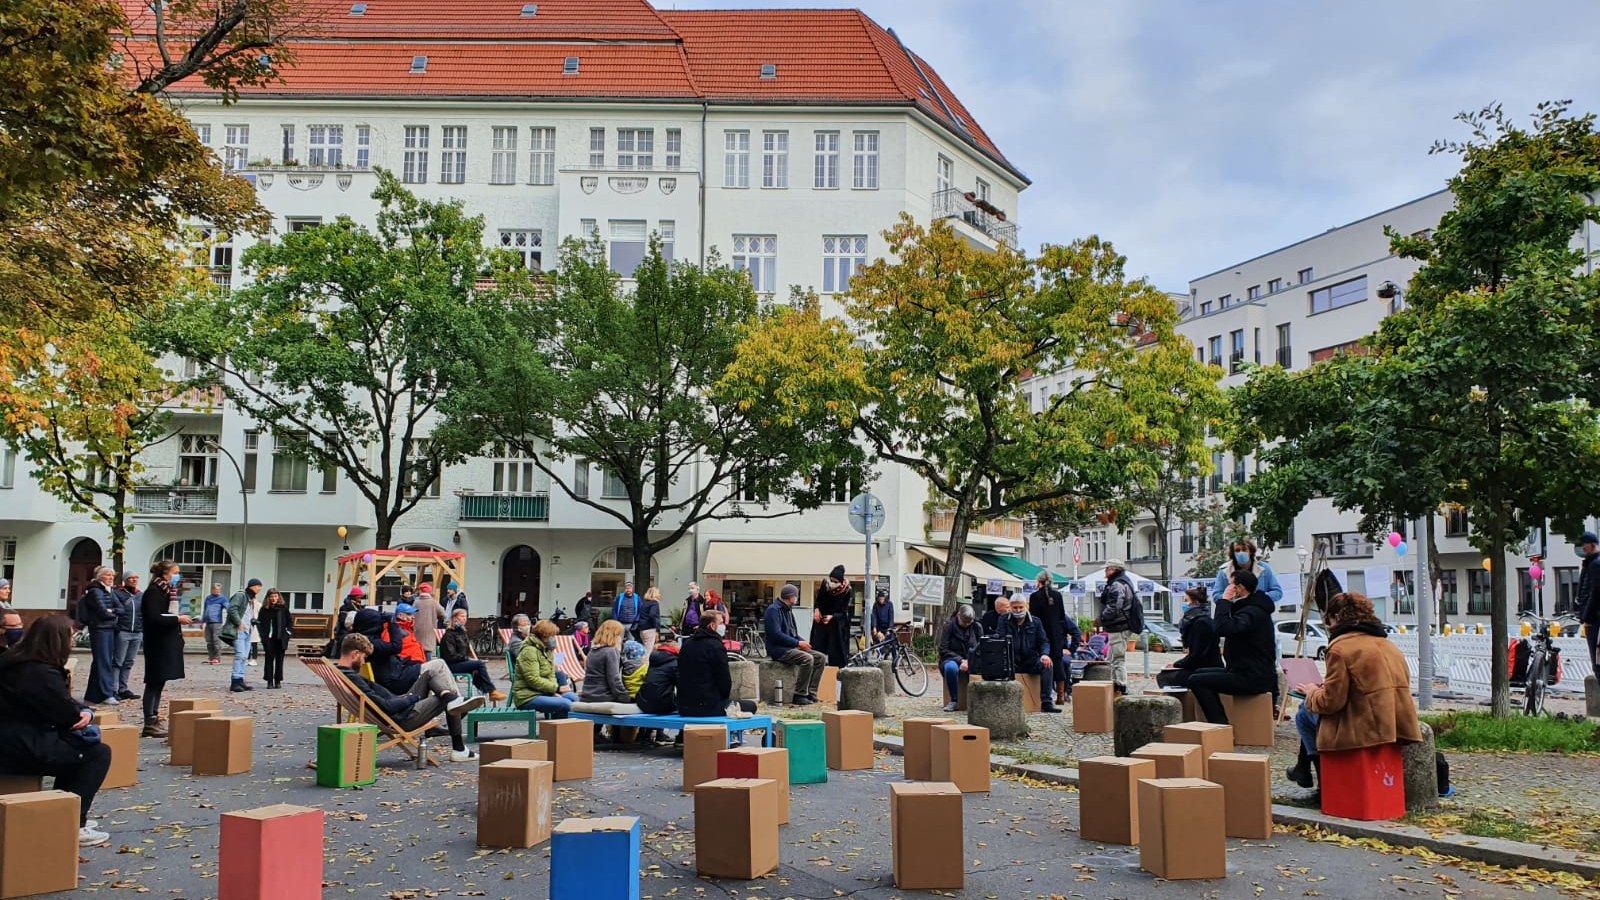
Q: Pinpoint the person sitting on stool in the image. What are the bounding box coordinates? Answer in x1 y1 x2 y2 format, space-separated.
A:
1156 585 1223 689
763 584 825 705
997 595 1060 713
1186 569 1276 724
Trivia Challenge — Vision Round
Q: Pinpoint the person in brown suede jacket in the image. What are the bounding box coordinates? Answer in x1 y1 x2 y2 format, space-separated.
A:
1286 591 1422 791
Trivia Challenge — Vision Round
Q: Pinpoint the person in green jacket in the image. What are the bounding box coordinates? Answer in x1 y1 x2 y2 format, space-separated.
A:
512 621 576 717
220 580 262 693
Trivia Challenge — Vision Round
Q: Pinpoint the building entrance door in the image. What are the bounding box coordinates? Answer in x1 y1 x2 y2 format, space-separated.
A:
499 545 541 621
65 538 103 618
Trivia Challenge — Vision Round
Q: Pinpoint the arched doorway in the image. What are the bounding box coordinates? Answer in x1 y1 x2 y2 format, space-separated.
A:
65 538 103 617
499 545 540 620
152 539 233 615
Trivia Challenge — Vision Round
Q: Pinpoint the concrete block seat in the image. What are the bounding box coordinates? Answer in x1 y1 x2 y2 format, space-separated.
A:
754 659 802 703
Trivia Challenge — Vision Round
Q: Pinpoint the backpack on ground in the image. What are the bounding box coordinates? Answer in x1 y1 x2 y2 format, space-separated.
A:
977 634 1014 681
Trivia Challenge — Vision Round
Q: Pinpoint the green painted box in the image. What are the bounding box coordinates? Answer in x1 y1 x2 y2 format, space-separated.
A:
775 720 827 785
316 724 378 788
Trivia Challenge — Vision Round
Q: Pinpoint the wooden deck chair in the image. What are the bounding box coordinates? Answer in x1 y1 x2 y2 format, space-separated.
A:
303 657 438 769
550 635 587 687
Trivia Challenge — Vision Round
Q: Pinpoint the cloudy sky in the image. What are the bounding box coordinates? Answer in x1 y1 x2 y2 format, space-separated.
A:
676 0 1600 289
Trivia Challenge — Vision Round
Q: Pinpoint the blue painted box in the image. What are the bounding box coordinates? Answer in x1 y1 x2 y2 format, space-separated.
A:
551 816 640 900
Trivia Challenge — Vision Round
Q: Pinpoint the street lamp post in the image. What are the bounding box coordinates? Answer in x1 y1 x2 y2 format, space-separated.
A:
212 441 249 581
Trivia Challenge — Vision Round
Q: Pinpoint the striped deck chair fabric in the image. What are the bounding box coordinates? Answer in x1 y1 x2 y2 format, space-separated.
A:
551 635 586 686
302 656 438 768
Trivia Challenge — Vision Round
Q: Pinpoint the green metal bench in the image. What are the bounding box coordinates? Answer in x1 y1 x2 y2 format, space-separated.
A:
464 705 540 743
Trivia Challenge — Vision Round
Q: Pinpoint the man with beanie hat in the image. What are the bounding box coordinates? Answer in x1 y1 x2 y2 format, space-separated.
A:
113 570 143 700
811 564 854 667
413 583 445 660
765 583 825 703
221 579 263 692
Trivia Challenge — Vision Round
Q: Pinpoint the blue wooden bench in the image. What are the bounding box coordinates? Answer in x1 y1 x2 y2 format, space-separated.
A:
566 711 775 747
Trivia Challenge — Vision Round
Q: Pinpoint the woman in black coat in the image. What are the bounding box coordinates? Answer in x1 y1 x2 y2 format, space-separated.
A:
140 559 192 737
1157 586 1225 688
0 615 113 845
675 616 732 718
810 565 854 668
257 588 294 689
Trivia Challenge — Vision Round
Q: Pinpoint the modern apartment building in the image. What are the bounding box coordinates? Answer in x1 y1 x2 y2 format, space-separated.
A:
2 0 1035 625
1029 188 1600 627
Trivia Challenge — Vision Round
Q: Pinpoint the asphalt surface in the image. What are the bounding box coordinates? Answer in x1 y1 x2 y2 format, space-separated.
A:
60 659 1580 899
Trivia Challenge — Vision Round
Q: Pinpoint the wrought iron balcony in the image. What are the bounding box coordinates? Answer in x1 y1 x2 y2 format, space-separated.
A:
932 189 1018 249
458 491 550 522
132 485 219 517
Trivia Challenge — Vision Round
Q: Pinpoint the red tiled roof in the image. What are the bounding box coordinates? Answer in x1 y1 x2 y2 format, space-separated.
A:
117 0 679 40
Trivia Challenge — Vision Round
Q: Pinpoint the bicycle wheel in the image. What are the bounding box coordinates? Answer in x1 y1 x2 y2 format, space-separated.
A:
894 646 930 696
1523 650 1545 716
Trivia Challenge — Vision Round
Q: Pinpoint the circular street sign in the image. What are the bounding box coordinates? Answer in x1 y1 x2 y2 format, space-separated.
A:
848 492 887 535
1072 535 1083 565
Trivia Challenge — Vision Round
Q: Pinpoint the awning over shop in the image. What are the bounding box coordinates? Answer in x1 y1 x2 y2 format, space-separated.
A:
909 545 1024 587
702 541 881 579
972 551 1066 586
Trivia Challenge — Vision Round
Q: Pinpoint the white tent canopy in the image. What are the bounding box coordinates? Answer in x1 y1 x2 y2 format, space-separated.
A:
1067 571 1172 595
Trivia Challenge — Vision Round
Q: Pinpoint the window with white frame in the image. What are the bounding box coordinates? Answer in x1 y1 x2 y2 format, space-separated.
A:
975 178 990 202
280 124 295 164
439 126 467 183
195 124 212 146
402 126 429 183
761 130 788 188
617 128 653 169
178 434 220 486
602 468 628 499
404 438 440 498
579 218 597 241
732 235 777 293
490 126 517 184
664 128 682 169
528 127 555 184
822 235 866 294
0 445 15 489
0 536 13 581
1085 530 1107 564
658 220 675 264
608 220 648 277
270 432 308 493
574 459 590 498
223 125 249 169
307 125 343 167
819 467 859 503
936 155 953 193
813 131 839 188
588 127 605 168
242 430 258 491
491 442 543 493
724 130 749 187
354 125 371 168
852 131 879 189
498 229 543 270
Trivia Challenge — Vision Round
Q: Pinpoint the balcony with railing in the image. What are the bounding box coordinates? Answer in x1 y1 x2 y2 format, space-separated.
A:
132 485 219 517
926 509 1025 550
458 491 550 522
932 189 1017 250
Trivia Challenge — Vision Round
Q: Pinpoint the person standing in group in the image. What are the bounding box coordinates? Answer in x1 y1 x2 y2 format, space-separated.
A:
222 579 262 693
812 565 853 668
1095 559 1143 695
256 588 293 689
682 582 705 631
637 587 662 654
763 584 825 705
1210 539 1284 606
80 567 123 707
442 582 469 619
612 581 643 638
112 571 142 701
1577 531 1600 667
1029 572 1078 705
200 583 227 664
414 582 445 661
574 591 593 625
140 560 191 738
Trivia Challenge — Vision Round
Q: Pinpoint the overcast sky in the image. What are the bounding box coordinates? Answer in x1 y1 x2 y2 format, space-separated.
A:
675 0 1600 289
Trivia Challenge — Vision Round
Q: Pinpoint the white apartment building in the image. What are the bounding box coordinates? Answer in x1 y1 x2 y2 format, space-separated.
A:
2 0 1035 625
1030 189 1600 628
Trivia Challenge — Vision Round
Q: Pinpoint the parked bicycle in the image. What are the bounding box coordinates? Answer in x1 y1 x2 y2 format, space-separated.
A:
470 616 505 657
846 631 930 696
734 623 766 659
1515 612 1576 717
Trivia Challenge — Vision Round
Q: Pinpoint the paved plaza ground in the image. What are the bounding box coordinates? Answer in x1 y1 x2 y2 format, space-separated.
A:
50 651 1596 899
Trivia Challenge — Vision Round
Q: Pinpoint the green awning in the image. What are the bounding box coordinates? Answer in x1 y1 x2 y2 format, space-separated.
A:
972 552 1069 586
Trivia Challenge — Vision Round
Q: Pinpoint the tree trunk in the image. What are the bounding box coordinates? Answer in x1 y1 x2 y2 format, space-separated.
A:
1426 516 1446 630
1488 528 1510 717
942 503 974 616
373 515 394 551
632 529 653 597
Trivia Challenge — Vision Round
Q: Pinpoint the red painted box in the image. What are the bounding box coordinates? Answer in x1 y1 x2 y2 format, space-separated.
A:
1319 743 1405 821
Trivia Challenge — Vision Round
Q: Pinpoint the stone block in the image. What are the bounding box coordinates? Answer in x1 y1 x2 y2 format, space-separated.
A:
1586 675 1600 719
1112 695 1181 757
838 666 887 718
1082 662 1112 682
755 660 802 705
728 659 759 703
875 661 899 696
1401 721 1439 811
968 679 1028 740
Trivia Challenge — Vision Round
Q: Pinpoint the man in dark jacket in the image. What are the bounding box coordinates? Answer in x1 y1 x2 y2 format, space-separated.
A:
870 589 896 649
439 608 503 700
574 591 593 624
82 566 124 706
676 609 732 717
1095 560 1143 695
1577 532 1600 666
937 604 983 712
997 596 1059 712
112 571 143 701
1029 572 1077 704
763 584 825 704
1186 569 1278 724
335 633 482 762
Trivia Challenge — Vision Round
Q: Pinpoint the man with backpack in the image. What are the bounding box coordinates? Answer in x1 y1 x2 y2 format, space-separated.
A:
1096 559 1143 696
997 596 1059 712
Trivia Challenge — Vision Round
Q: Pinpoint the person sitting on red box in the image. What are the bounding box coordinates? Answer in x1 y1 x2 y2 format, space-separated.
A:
0 615 113 846
1156 585 1224 689
1286 591 1421 794
997 596 1060 713
440 608 507 703
336 632 485 762
1186 570 1277 727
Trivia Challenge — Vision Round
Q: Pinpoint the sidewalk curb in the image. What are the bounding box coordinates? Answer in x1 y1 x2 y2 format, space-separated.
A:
872 734 1600 881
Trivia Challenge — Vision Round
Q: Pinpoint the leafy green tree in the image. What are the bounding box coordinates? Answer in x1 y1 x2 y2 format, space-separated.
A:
163 173 515 548
1185 501 1268 580
770 217 1222 611
1229 103 1600 716
457 239 868 590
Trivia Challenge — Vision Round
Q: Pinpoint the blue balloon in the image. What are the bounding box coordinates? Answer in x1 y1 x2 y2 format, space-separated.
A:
1396 541 1408 557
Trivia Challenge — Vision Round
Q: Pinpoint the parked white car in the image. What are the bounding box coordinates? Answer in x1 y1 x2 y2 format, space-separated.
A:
1277 621 1330 659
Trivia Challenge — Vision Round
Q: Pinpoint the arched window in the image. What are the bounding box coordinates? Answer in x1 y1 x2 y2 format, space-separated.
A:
152 540 232 566
152 540 234 611
590 545 658 579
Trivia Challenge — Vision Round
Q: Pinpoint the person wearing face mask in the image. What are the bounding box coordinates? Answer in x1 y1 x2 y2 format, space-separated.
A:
997 596 1060 713
140 560 193 738
507 614 533 659
676 608 733 718
0 607 25 653
1186 569 1278 727
112 571 143 701
1211 540 1283 607
1157 586 1223 688
513 620 576 717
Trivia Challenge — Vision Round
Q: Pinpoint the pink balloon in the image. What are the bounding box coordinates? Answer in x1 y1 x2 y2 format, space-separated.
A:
1387 532 1403 548
362 553 375 564
1530 565 1544 581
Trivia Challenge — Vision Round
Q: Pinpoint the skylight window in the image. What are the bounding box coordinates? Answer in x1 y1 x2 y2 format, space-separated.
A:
759 63 777 79
410 55 428 74
349 3 366 15
563 56 580 75
520 3 538 16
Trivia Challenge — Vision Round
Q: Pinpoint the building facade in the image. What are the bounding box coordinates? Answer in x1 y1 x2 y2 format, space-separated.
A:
2 0 1034 625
